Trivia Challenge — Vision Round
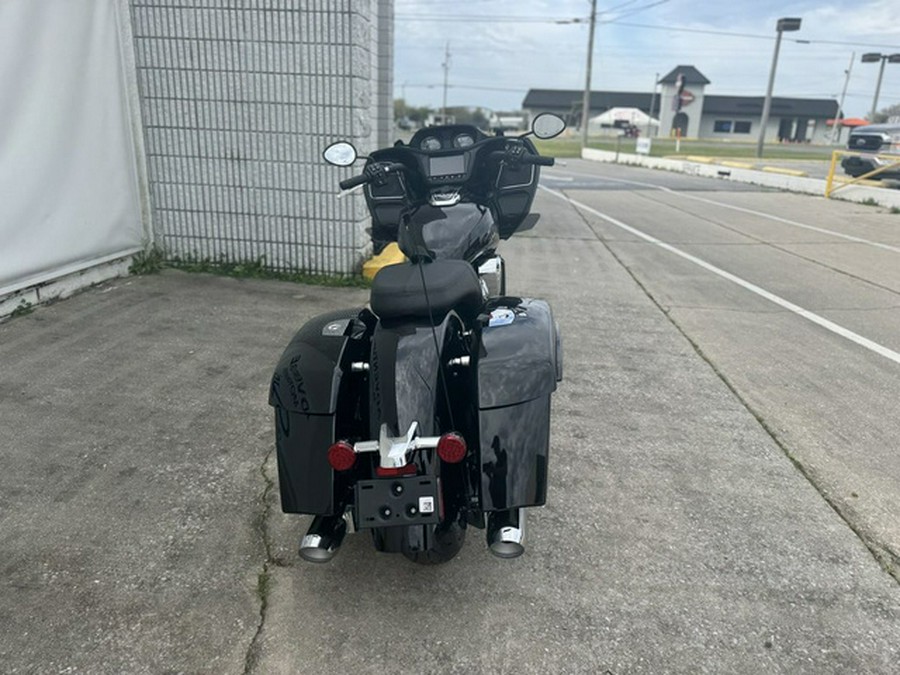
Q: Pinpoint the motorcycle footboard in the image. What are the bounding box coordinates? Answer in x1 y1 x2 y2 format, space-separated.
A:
355 476 441 529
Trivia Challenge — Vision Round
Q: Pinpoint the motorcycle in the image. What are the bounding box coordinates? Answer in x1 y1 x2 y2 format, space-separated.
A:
268 113 566 564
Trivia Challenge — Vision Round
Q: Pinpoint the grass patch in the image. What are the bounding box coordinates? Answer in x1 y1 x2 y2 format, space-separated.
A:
169 254 371 288
890 206 900 214
860 198 880 207
534 136 836 161
128 244 369 288
10 299 34 318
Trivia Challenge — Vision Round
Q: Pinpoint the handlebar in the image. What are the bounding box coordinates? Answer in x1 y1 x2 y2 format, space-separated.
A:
488 147 554 167
339 161 407 191
339 173 370 190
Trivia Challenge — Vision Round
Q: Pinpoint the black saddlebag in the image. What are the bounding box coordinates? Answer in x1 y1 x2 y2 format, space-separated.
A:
477 298 562 511
269 309 363 515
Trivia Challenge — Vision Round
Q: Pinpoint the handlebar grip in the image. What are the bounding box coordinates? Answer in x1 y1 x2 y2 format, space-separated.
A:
339 173 369 190
529 155 555 167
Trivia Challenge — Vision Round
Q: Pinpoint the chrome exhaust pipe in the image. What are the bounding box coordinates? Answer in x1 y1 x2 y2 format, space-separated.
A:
487 508 525 559
299 514 347 563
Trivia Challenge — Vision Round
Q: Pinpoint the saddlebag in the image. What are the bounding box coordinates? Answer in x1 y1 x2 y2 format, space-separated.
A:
477 298 561 511
268 309 366 515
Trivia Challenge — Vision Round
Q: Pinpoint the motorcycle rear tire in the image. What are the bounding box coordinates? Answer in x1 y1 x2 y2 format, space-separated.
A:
402 520 466 565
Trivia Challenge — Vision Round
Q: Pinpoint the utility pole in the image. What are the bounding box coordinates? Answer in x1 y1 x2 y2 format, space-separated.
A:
441 42 450 120
833 52 854 145
580 0 597 150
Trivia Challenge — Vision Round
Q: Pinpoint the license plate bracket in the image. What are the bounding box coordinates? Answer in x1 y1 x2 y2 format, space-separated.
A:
355 476 440 529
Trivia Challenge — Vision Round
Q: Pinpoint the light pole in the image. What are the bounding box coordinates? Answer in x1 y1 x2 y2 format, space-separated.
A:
861 52 900 121
832 52 853 145
756 17 802 158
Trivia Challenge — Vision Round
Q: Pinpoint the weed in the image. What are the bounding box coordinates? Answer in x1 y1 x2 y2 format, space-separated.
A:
890 206 900 215
860 198 880 207
256 569 271 604
129 244 368 288
170 254 371 288
129 245 166 275
10 299 34 318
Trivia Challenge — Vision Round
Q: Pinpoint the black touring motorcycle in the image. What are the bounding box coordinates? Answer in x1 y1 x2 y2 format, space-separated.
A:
269 113 566 563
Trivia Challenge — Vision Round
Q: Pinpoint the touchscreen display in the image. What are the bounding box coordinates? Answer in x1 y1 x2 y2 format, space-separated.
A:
429 155 465 177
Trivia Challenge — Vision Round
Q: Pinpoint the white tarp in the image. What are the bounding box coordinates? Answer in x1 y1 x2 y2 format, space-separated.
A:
0 0 143 296
589 107 660 130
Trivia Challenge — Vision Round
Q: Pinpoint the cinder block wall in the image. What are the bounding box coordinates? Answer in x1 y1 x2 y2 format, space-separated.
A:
129 0 392 275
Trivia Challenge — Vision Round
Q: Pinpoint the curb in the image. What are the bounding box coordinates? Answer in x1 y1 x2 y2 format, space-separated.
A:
581 148 900 209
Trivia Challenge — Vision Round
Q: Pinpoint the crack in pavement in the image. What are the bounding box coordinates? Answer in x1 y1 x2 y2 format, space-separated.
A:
243 447 276 675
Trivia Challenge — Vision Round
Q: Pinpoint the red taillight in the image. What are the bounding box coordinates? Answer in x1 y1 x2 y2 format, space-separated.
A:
436 432 467 464
327 441 356 471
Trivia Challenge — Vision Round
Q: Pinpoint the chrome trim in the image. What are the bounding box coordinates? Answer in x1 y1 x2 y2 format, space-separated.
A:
477 256 502 276
298 515 347 563
353 422 442 469
428 190 461 207
494 164 536 190
487 509 526 559
477 255 504 298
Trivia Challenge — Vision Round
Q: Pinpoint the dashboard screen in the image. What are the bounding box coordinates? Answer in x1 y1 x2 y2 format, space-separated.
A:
429 155 465 177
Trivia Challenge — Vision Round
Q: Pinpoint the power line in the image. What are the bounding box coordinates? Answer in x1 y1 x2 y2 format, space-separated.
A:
396 11 900 50
394 13 585 23
607 20 900 49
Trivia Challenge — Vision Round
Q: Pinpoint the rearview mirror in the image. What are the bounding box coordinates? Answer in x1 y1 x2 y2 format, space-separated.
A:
323 141 358 167
531 113 566 140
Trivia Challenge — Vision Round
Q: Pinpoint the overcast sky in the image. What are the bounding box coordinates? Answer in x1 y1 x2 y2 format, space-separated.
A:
393 0 900 119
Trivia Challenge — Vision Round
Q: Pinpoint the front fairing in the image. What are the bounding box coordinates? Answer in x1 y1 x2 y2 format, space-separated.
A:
399 203 499 262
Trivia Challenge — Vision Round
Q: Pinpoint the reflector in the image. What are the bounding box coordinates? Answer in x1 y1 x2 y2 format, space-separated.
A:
436 433 467 464
327 441 356 471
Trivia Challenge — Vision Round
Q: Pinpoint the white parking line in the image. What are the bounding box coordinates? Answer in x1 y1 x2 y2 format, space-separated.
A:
544 168 900 254
541 185 900 366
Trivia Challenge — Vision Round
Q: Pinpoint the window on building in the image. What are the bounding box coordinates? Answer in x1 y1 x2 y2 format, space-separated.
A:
714 119 751 134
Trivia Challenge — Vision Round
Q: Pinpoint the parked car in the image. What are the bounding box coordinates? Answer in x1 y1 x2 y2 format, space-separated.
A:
841 123 900 180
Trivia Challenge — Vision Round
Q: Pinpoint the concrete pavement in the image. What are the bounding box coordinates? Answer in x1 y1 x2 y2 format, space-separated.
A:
1 185 899 672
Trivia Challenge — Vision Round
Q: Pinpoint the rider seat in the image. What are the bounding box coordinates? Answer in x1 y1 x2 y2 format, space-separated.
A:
370 259 483 324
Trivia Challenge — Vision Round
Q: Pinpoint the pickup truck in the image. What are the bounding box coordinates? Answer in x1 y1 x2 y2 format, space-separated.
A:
841 123 900 180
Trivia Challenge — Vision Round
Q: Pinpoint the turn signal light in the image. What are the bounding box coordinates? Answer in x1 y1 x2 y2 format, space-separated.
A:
327 441 356 471
436 432 467 464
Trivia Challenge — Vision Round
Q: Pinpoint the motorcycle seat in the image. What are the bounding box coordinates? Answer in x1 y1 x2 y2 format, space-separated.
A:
370 259 483 323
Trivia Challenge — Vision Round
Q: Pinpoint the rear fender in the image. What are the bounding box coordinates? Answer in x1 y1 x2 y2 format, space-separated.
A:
369 313 463 438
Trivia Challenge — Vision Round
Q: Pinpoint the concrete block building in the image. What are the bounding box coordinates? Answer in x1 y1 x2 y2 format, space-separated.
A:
1 0 394 317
